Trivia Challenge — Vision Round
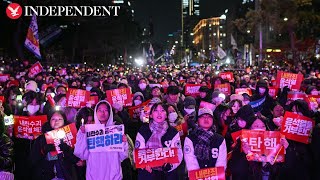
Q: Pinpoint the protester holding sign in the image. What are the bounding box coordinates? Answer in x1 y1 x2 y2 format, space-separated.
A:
74 100 128 180
278 100 315 180
241 118 289 179
135 103 183 180
13 91 43 180
30 110 79 180
184 108 227 172
227 105 256 180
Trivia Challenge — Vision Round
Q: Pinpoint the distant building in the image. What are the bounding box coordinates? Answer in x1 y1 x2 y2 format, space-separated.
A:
193 17 227 58
182 0 201 49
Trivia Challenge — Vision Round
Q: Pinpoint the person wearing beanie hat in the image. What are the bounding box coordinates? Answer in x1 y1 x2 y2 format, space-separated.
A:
184 108 227 171
305 85 318 95
251 78 276 120
230 94 244 102
132 92 144 106
277 99 315 180
25 80 38 93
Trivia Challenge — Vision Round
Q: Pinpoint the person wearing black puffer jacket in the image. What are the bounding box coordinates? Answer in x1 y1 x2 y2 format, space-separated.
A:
0 115 14 174
29 110 79 180
278 100 314 180
251 79 276 120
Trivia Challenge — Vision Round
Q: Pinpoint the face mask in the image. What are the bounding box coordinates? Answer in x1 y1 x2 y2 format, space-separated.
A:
168 112 178 122
259 87 266 94
184 108 195 115
27 105 40 115
134 100 142 106
86 86 92 91
139 83 147 90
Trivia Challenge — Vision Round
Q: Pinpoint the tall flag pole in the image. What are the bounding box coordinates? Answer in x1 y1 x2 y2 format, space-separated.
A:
148 43 155 65
25 14 41 59
231 34 237 49
217 46 227 59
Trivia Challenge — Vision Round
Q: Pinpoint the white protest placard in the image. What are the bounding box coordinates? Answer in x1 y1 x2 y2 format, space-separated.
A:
85 124 124 152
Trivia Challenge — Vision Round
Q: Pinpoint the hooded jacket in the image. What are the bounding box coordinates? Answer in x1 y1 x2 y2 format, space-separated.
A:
74 100 128 180
251 79 276 120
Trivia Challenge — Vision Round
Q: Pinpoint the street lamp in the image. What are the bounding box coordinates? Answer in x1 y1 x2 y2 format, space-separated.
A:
284 17 288 22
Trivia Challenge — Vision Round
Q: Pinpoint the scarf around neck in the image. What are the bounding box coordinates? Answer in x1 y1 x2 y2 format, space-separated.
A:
192 127 215 161
146 121 168 148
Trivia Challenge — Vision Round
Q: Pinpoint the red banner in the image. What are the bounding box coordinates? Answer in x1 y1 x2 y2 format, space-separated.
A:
281 112 314 144
128 100 151 119
287 93 306 101
241 130 285 163
189 167 225 180
88 96 99 107
199 101 215 110
268 87 278 98
13 115 47 140
185 84 201 97
214 83 231 96
276 71 303 91
106 88 132 107
28 61 43 78
219 72 234 82
66 88 90 108
45 123 77 156
134 148 179 169
231 130 242 142
305 95 318 110
235 88 252 96
0 74 10 82
0 96 5 104
174 122 188 137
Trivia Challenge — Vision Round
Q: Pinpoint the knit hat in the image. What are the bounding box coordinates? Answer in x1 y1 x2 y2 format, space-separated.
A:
235 105 256 125
256 79 268 88
198 108 213 117
183 96 196 108
25 80 38 92
230 94 244 102
133 92 144 101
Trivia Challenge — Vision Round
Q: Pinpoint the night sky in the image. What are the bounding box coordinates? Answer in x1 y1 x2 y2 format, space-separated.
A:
135 0 235 44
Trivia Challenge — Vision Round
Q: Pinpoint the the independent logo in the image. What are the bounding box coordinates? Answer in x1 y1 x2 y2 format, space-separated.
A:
6 3 22 19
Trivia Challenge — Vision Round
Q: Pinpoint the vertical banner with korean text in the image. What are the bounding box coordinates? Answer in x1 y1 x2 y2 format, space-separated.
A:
13 115 47 140
106 88 132 107
185 84 201 97
188 167 225 180
134 148 179 168
85 124 124 152
66 88 90 108
276 71 303 91
214 83 231 96
45 123 77 156
281 112 314 144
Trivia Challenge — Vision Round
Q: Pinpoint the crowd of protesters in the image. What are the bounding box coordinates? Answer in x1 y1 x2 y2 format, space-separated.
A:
0 58 319 180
